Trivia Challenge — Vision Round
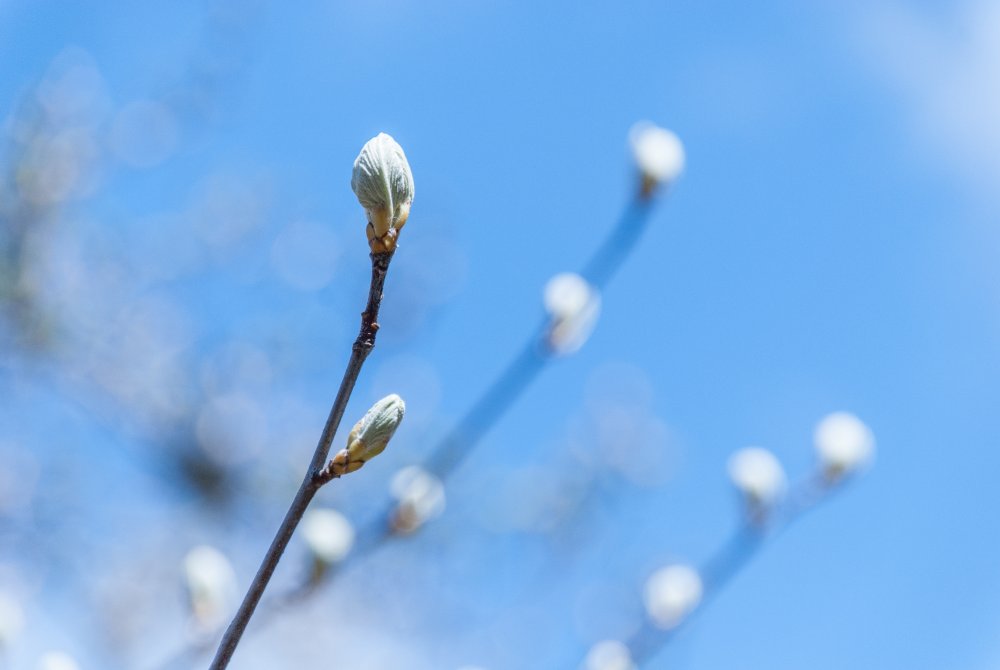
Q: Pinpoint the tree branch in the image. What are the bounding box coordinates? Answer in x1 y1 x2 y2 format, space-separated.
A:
207 250 393 670
628 474 843 668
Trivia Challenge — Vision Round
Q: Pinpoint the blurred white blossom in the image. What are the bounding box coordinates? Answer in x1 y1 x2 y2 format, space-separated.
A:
814 412 875 479
629 122 684 193
544 272 601 355
727 446 787 513
183 545 237 629
643 564 702 629
583 640 634 670
37 651 80 670
0 592 24 648
390 465 446 534
302 508 355 565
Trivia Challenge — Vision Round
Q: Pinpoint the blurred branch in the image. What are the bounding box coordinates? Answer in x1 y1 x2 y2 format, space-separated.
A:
420 193 659 490
426 194 656 480
627 473 846 668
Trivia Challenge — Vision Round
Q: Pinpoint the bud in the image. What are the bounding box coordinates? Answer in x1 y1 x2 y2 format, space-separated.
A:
302 508 355 566
37 652 80 670
814 412 874 480
183 545 237 629
629 122 684 196
389 465 446 534
543 272 601 355
328 394 405 476
583 640 635 670
727 447 786 517
351 133 414 253
0 593 24 649
643 564 702 629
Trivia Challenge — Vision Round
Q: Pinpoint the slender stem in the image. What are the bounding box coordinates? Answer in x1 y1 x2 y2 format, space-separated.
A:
207 251 393 670
161 191 664 666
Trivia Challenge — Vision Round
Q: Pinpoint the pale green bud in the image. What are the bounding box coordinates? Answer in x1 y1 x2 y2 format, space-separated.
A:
328 394 405 476
351 133 414 253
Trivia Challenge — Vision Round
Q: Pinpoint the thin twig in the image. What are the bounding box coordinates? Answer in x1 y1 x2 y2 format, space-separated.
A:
159 189 665 667
207 250 393 670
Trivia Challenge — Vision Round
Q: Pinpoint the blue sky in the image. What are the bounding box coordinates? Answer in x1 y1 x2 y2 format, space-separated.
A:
2 1 999 669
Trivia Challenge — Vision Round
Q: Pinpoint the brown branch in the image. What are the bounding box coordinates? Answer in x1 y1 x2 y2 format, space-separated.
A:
159 190 665 668
207 250 393 670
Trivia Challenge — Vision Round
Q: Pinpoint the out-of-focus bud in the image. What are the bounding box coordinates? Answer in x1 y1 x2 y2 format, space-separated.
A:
302 508 355 566
727 447 786 518
328 394 405 476
183 545 238 629
351 133 414 254
37 652 80 670
814 412 875 481
582 640 635 670
389 465 446 534
643 564 702 630
543 272 601 356
629 122 684 197
0 593 24 649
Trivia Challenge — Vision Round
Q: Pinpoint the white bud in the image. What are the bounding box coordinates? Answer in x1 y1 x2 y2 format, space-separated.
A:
544 272 601 355
390 465 446 534
583 640 635 670
727 447 786 511
629 122 684 194
330 394 405 475
37 652 80 670
643 564 702 629
302 508 355 564
183 545 237 629
814 412 875 479
0 592 24 649
351 133 414 252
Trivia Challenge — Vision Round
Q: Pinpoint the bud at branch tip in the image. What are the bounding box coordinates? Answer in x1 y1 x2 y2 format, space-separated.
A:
352 133 415 254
